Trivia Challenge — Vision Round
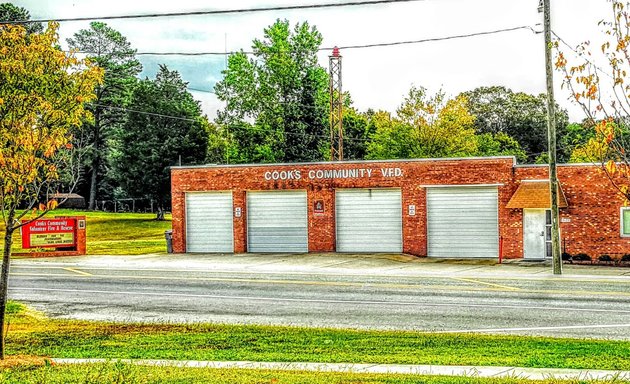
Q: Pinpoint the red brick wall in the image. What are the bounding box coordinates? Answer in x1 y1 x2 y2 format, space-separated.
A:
171 158 515 256
172 159 630 259
507 165 630 259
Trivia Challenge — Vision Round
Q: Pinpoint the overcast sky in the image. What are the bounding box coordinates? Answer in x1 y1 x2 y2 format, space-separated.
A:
13 0 612 122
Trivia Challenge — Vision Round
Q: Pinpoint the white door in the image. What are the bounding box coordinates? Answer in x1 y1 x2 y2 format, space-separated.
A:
186 192 234 253
247 190 308 253
427 187 499 258
523 209 551 259
336 189 402 252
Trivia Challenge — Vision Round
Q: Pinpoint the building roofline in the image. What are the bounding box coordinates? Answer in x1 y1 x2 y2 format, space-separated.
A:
514 162 601 168
171 156 517 170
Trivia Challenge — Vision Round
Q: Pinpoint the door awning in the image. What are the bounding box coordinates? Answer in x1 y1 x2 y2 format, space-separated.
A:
506 180 568 209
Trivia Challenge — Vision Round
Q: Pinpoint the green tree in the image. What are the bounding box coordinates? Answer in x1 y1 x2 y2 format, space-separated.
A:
476 132 527 162
560 123 594 162
367 86 478 160
215 19 328 163
112 65 207 220
343 108 374 160
0 2 42 34
0 22 102 359
67 22 142 209
205 121 229 164
460 86 570 162
366 111 417 159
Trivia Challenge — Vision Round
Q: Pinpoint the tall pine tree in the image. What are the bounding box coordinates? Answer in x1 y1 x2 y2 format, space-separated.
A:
112 65 207 219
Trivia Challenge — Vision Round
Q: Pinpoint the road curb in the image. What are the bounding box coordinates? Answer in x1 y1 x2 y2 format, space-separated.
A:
52 359 630 380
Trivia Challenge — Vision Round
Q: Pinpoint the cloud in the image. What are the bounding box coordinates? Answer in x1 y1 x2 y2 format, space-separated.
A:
13 0 616 122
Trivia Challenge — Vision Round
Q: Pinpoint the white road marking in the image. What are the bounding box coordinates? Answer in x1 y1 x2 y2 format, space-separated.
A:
63 268 92 277
12 264 630 283
435 323 630 334
451 277 520 290
9 287 630 314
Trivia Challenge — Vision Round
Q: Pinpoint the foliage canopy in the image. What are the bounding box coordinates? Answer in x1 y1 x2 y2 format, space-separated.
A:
0 22 102 358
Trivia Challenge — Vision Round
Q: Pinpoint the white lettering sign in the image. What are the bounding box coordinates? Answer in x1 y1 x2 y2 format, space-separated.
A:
264 167 403 181
264 170 302 181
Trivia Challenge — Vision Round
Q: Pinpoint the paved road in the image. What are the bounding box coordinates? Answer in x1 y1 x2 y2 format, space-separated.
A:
8 254 630 339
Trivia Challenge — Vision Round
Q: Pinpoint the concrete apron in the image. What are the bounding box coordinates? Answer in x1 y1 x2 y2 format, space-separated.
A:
52 359 630 380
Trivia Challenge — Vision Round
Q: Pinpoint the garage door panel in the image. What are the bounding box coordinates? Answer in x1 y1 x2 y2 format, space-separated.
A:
247 191 308 253
427 187 498 258
186 192 234 253
336 189 402 253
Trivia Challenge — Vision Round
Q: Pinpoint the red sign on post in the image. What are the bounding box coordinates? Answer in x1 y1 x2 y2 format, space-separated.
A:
21 218 77 249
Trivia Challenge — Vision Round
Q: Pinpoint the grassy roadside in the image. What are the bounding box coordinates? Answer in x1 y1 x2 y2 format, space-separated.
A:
6 303 630 371
1 363 627 384
0 209 171 255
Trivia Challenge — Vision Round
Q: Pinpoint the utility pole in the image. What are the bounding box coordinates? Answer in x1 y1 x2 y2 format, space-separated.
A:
541 0 562 274
329 46 343 161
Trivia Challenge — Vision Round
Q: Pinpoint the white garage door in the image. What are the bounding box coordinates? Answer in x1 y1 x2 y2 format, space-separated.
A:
427 187 498 258
186 192 234 253
247 190 308 253
336 189 402 253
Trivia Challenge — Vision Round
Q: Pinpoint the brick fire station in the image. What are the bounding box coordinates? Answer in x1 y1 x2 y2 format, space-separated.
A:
170 156 630 260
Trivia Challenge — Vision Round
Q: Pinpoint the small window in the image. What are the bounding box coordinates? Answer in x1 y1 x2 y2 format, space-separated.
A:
621 208 630 237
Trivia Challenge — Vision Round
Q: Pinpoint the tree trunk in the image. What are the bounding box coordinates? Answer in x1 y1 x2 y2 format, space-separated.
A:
88 110 101 210
88 163 98 210
0 210 16 360
156 206 165 221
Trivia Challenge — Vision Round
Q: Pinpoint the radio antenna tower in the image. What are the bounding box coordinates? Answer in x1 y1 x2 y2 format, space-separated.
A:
329 46 343 161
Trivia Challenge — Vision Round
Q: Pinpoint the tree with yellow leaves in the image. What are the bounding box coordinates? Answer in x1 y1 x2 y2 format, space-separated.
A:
367 86 478 160
0 22 102 359
557 0 630 200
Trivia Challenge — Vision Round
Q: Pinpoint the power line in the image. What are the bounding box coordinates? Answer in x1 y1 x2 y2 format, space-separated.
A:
552 30 613 80
96 104 336 144
93 25 534 57
1 0 426 24
93 103 375 143
94 104 562 151
329 25 535 50
187 87 216 94
95 103 199 122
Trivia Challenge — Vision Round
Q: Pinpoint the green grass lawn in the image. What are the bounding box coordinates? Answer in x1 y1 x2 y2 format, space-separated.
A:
6 303 630 372
1 363 626 384
1 209 171 255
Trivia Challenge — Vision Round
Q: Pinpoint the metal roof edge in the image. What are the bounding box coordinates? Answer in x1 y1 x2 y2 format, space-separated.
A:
170 156 517 170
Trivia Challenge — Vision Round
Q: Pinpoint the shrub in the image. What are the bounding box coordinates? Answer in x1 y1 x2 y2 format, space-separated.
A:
572 253 591 262
598 254 613 263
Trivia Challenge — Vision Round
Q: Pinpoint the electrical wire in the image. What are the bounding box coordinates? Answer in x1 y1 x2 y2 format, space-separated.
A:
71 25 536 57
552 30 614 80
1 0 426 24
95 103 558 151
93 103 371 143
94 103 199 122
327 25 536 51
